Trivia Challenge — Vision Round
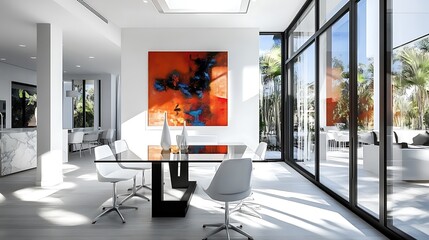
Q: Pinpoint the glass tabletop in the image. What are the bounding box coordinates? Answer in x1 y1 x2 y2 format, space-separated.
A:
95 144 260 163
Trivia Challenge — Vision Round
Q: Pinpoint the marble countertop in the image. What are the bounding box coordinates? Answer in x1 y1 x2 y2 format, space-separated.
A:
0 128 37 133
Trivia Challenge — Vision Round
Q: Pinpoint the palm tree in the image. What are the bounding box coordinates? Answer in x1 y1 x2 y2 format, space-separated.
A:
398 47 429 129
260 44 282 149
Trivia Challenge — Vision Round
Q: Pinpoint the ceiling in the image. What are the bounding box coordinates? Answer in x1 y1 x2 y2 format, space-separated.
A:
0 0 305 76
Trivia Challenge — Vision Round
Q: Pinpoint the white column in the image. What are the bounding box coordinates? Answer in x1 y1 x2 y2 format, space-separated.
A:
36 23 63 187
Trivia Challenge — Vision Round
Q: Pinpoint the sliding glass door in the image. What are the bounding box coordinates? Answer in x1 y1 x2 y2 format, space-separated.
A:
319 13 350 200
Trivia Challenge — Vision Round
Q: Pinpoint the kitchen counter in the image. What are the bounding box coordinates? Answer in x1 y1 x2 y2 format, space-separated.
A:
0 128 37 176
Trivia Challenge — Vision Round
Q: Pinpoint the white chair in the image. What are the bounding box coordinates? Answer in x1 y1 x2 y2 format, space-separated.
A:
231 142 267 219
202 158 254 240
82 131 100 154
114 140 151 205
254 142 268 160
92 145 139 224
68 131 85 158
101 129 115 146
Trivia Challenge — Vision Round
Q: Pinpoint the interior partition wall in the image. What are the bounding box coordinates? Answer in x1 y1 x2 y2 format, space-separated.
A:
284 0 428 239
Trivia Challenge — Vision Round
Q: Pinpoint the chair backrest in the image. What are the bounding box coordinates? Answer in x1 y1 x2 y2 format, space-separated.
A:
114 139 129 154
99 130 107 139
255 142 267 160
205 158 252 202
106 129 115 140
83 131 99 142
94 145 121 182
68 132 85 144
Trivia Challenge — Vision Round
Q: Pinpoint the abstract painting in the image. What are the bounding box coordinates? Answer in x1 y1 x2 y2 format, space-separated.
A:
148 51 228 126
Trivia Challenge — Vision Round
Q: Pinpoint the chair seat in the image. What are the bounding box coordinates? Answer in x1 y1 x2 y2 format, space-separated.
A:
119 163 151 170
98 169 137 182
204 188 251 202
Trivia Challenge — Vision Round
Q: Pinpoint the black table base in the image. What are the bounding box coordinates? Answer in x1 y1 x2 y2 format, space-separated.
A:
151 162 196 217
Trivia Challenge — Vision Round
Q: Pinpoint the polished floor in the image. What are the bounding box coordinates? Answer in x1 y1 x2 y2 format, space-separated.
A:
0 150 387 240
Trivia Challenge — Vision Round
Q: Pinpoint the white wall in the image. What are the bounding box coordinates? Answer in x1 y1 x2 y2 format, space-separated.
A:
121 28 260 156
0 62 37 128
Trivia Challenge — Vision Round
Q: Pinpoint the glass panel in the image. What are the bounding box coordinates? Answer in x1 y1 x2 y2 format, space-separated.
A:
319 0 348 26
288 1 315 56
85 80 95 127
73 80 84 128
259 34 282 159
388 0 429 238
11 83 37 128
319 13 350 200
293 43 316 174
356 0 379 217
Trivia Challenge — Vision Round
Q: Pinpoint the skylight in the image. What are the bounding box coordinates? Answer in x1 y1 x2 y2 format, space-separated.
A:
152 0 251 14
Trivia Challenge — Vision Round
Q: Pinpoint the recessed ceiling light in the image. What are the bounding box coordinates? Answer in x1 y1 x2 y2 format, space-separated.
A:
143 0 148 3
88 56 95 59
153 0 250 14
19 44 26 48
0 58 6 61
76 65 81 68
30 56 37 59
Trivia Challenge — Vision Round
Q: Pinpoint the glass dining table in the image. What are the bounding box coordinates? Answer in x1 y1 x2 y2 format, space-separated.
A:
94 144 260 217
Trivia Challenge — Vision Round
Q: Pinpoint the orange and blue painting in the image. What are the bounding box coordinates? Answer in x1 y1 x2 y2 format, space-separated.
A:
148 51 228 126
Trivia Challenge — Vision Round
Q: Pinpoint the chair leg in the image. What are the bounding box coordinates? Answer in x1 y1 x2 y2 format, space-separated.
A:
129 170 152 192
79 143 82 158
202 202 253 240
92 182 138 224
120 176 150 205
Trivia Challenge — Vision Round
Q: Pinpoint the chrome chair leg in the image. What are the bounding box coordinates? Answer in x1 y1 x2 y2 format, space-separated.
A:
92 182 138 224
203 202 252 240
230 193 262 219
120 175 150 205
128 170 152 191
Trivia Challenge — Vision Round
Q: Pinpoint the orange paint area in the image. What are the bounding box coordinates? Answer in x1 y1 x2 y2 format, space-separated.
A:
148 51 228 126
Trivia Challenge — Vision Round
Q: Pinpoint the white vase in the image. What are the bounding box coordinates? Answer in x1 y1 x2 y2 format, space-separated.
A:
160 112 171 151
181 121 188 146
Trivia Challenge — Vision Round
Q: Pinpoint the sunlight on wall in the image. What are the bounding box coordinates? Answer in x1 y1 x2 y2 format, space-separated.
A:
39 208 90 226
37 150 63 187
242 66 259 102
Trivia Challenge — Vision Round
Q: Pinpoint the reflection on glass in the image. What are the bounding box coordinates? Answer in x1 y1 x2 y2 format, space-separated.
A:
73 80 84 128
85 80 95 127
73 80 95 128
259 34 282 159
293 44 316 174
288 1 315 56
388 1 429 238
319 13 350 200
319 0 348 26
356 0 379 218
11 83 37 128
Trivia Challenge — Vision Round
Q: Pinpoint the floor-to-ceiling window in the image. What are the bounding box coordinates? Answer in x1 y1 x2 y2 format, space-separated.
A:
387 0 429 238
259 33 282 159
293 44 316 173
356 0 380 218
285 0 428 239
319 12 350 200
70 79 95 128
288 1 316 174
